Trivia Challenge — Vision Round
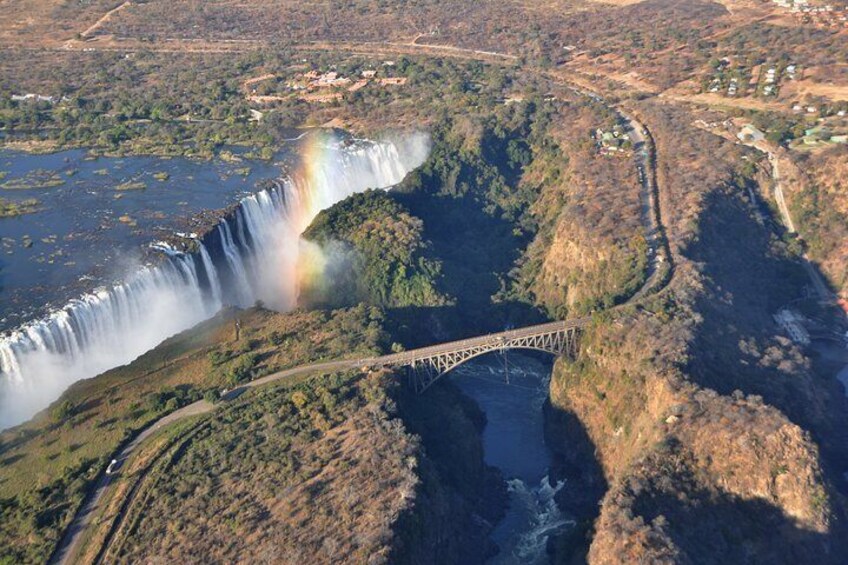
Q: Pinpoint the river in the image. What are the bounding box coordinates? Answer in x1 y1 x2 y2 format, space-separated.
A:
0 147 282 330
452 353 573 564
0 133 431 429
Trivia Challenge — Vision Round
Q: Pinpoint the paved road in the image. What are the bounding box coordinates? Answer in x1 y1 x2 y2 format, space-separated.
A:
622 111 669 297
769 153 797 234
49 319 588 564
49 400 215 565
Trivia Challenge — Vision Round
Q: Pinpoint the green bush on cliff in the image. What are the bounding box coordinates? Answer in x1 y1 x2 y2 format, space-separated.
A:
303 190 449 309
397 106 541 226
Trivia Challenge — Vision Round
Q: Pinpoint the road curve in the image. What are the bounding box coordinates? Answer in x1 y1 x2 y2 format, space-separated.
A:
50 40 670 565
49 318 590 564
49 400 215 565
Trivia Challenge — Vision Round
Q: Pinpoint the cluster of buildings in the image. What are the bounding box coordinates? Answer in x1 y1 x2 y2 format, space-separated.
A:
243 64 409 105
704 61 800 98
289 66 408 95
774 309 811 346
772 0 848 26
755 63 798 97
798 125 848 146
10 93 62 104
762 65 786 96
593 125 630 156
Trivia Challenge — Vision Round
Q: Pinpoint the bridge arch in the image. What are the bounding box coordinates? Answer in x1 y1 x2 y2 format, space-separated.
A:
382 322 583 392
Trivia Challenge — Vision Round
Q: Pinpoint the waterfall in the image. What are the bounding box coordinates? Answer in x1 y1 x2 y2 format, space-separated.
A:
199 244 223 308
218 222 254 306
0 132 431 429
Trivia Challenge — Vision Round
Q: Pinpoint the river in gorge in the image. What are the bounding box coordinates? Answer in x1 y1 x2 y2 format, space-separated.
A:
451 353 574 564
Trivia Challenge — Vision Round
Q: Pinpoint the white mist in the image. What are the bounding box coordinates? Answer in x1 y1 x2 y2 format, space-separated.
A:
0 132 430 429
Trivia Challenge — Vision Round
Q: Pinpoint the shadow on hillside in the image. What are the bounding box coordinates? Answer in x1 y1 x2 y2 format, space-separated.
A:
386 191 545 346
391 379 507 564
682 188 848 519
544 400 608 562
393 192 528 307
683 189 848 433
633 442 837 563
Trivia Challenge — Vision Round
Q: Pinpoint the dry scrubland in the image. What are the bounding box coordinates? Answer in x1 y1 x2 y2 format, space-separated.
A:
104 370 503 564
3 0 848 563
105 371 420 563
0 305 388 563
515 100 647 318
787 145 848 296
544 101 848 562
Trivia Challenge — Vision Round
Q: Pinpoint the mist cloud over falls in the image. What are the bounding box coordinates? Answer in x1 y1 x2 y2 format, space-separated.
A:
0 131 431 429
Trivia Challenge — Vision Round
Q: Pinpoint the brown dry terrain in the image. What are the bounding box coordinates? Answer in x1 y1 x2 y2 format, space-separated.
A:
515 101 647 317
545 100 848 563
788 144 848 297
103 370 503 564
3 0 848 563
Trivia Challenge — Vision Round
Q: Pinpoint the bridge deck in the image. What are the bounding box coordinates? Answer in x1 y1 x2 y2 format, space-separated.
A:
367 318 588 368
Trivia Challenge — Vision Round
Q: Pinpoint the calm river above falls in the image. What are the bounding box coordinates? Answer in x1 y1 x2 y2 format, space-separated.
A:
0 147 282 330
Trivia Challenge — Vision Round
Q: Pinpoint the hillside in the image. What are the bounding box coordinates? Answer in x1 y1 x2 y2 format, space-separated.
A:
102 370 505 564
302 190 448 309
788 145 848 298
540 101 848 563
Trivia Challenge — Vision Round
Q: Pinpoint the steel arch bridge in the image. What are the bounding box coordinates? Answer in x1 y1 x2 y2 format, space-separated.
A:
375 320 586 392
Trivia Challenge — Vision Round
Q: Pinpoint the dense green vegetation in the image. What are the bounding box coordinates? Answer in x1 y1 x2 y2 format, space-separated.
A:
0 50 529 158
303 190 448 309
391 106 548 318
301 92 652 341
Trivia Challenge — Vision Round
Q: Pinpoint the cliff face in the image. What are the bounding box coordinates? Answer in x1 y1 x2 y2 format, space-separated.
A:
551 331 837 563
787 144 848 299
538 101 848 563
514 101 646 318
390 380 507 564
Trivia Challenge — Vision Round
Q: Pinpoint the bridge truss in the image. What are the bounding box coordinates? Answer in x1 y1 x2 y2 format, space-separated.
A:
390 323 582 393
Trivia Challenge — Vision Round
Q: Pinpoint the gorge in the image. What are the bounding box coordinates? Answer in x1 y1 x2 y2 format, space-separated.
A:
3 43 848 562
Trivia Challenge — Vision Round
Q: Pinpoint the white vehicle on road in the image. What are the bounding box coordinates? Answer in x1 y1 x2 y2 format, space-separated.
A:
105 459 120 475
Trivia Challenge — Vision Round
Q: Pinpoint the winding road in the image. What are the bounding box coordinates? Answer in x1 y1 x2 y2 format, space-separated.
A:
49 400 215 565
48 39 670 565
739 139 834 304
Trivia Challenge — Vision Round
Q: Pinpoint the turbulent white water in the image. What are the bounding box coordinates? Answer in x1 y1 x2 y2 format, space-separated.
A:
0 132 430 429
504 476 573 564
453 357 574 564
